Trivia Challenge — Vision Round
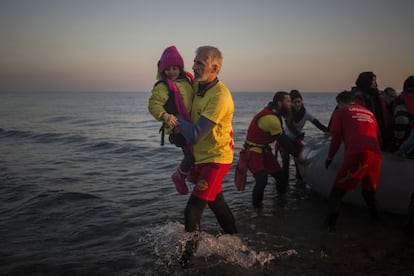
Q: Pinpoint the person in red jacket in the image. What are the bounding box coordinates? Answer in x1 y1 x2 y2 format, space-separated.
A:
325 91 382 231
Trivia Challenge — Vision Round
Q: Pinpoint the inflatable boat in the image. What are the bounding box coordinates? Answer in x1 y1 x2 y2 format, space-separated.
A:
297 136 414 215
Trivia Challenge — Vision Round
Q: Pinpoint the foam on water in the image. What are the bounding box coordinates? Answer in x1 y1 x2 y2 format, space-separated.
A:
147 221 277 269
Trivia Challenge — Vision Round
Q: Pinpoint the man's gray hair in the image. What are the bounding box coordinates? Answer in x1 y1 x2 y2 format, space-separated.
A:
196 46 223 71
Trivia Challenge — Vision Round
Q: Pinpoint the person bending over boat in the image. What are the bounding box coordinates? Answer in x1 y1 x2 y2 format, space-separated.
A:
280 89 329 184
239 91 300 208
325 91 382 231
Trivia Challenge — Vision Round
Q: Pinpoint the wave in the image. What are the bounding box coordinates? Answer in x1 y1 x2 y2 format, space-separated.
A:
0 128 85 144
0 127 149 156
86 141 117 150
46 116 74 123
0 128 33 138
46 116 97 126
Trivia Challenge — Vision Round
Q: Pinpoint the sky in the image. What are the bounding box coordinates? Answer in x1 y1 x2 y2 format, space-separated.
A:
1 0 413 93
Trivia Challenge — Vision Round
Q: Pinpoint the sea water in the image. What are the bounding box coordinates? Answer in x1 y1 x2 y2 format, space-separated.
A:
1 91 413 275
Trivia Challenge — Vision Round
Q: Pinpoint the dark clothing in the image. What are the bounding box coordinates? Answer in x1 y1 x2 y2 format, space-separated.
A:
169 132 195 173
399 90 414 128
184 192 237 234
179 147 195 173
252 171 286 207
326 187 378 230
282 106 327 182
280 145 303 182
353 88 393 151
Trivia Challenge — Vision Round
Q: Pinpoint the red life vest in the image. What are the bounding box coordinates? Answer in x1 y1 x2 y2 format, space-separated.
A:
246 107 281 146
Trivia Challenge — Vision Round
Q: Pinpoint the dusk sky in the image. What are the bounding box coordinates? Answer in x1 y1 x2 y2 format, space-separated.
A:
1 0 413 93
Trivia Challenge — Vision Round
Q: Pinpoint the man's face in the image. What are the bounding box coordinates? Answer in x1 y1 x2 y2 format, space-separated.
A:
192 53 216 83
277 95 292 117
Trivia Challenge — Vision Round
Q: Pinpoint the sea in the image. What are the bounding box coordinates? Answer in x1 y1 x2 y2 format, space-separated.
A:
1 91 413 276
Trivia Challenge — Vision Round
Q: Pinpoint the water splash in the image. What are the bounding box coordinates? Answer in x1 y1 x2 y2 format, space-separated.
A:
147 221 276 269
196 233 276 268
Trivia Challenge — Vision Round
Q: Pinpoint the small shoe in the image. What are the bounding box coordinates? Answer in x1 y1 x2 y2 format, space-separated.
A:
172 169 189 195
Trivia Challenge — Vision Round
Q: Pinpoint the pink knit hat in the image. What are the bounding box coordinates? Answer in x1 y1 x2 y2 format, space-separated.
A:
158 46 184 73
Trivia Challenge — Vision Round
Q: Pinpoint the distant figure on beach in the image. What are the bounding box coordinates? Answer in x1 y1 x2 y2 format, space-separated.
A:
395 75 414 157
352 71 393 151
325 91 382 231
148 45 195 195
280 89 329 184
237 91 300 208
173 46 237 266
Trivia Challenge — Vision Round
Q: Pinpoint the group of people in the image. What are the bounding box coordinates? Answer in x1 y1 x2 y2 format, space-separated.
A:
148 44 414 266
324 73 414 231
235 89 329 208
351 72 414 156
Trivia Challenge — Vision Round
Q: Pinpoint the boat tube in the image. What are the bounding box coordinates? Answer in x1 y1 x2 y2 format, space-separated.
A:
297 136 414 215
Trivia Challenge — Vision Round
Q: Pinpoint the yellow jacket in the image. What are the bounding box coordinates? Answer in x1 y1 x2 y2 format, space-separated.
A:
148 78 194 133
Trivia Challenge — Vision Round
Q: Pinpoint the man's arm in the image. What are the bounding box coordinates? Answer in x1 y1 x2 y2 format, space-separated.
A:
176 115 215 144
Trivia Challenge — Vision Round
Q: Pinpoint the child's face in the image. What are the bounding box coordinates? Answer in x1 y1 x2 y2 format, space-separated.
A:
164 65 180 80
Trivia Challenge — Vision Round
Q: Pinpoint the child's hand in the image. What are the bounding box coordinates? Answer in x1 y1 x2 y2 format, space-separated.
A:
162 113 178 128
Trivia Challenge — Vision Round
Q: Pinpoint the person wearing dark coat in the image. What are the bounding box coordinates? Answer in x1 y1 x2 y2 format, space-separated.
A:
352 72 393 151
